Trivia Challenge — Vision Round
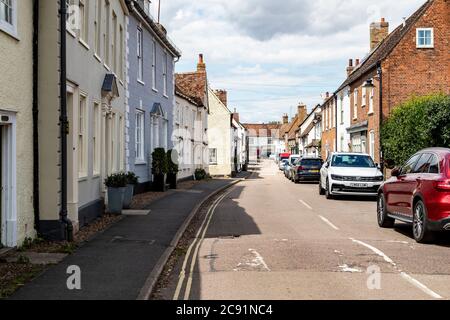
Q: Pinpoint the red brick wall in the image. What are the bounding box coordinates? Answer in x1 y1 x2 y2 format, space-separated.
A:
382 0 450 119
321 98 337 160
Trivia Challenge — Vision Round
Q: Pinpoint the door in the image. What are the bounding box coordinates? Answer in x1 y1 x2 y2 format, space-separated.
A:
361 134 367 154
386 154 421 216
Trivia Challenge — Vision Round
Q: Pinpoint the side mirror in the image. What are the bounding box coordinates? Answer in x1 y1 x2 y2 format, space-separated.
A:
325 162 330 168
391 167 401 177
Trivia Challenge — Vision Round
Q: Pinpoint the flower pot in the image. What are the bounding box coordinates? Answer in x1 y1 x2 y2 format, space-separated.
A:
153 174 166 192
107 187 126 215
167 173 177 189
123 184 135 209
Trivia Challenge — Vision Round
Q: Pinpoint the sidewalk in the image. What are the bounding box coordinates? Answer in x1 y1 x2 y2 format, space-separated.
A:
11 177 245 300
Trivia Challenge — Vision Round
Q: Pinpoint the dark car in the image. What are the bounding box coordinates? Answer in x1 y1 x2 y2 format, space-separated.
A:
291 157 323 183
377 148 450 243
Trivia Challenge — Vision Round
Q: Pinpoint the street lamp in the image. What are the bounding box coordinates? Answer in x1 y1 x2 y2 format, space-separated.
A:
362 78 375 89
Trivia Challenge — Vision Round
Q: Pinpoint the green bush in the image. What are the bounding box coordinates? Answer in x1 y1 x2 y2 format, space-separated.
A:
104 172 128 188
167 149 179 175
195 168 207 180
125 171 139 185
381 94 450 167
152 148 168 175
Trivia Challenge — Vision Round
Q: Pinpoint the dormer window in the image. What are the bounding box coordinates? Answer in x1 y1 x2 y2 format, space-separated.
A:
416 28 434 48
143 0 152 17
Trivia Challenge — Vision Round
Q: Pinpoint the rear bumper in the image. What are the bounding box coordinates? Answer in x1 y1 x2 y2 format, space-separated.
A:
295 173 320 181
428 217 450 232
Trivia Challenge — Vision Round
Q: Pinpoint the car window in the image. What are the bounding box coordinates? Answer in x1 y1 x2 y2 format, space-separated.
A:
290 158 299 164
428 155 440 174
413 153 432 173
301 159 323 167
331 155 376 168
400 154 421 175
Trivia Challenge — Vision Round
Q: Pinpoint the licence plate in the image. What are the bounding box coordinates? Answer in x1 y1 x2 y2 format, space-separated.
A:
350 183 369 188
309 170 319 173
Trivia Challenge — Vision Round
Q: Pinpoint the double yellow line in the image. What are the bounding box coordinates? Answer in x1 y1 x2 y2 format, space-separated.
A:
173 190 232 300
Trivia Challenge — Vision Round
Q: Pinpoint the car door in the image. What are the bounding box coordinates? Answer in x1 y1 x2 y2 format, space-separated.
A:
386 154 421 216
320 155 331 187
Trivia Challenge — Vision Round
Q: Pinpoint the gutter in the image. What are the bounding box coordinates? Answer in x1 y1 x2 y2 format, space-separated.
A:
59 0 73 241
377 62 384 173
32 0 40 233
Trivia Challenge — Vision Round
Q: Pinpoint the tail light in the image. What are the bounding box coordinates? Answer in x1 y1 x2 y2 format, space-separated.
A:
434 179 450 191
297 166 304 172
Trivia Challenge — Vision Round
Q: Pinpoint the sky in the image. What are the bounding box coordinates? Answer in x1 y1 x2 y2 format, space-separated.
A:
159 0 426 123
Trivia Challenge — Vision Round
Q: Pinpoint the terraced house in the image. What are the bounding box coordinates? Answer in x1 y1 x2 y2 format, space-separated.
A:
38 0 129 240
126 0 181 192
0 0 34 247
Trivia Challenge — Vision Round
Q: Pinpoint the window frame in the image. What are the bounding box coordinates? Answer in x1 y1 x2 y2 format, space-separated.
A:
137 27 144 82
78 93 88 179
152 39 157 91
92 101 101 175
135 110 145 163
416 28 434 48
0 0 17 38
209 148 218 165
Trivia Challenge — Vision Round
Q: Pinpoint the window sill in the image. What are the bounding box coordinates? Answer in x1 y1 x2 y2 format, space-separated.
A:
92 173 101 178
104 64 111 71
135 160 147 165
152 88 158 93
368 111 374 116
0 25 19 41
417 45 434 49
137 79 145 86
94 54 102 63
66 28 76 38
79 39 90 50
163 94 169 99
78 175 88 182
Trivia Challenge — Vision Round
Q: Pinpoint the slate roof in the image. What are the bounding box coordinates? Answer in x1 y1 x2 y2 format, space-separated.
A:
175 72 208 107
336 0 433 91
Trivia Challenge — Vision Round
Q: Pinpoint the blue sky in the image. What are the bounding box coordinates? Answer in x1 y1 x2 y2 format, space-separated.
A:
159 0 426 123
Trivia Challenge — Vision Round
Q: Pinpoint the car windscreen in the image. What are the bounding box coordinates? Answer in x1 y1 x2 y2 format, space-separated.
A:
331 155 376 168
301 159 323 167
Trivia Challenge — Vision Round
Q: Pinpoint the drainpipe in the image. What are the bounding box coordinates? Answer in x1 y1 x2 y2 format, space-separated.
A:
377 62 384 175
59 0 73 241
334 94 338 152
32 0 40 233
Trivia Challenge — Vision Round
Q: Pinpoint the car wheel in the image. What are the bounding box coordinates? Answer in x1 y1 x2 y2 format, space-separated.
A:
325 178 333 200
413 200 434 244
377 193 395 228
319 180 325 195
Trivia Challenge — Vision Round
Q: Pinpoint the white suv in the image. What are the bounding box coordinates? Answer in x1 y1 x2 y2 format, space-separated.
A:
319 153 383 199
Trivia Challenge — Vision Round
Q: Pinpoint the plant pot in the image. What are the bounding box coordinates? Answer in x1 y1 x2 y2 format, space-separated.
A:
153 174 166 192
123 184 135 209
107 187 126 215
167 173 177 189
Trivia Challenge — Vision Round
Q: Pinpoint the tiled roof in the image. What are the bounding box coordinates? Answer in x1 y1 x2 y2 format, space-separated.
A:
337 0 433 91
243 123 281 137
175 72 207 107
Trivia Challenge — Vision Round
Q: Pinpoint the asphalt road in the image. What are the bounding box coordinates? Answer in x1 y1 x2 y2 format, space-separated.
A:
159 160 450 300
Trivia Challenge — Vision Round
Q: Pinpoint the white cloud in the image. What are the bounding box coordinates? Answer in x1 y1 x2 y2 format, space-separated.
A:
160 0 427 122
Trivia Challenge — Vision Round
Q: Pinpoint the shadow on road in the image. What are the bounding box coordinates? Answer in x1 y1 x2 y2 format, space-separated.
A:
394 222 450 247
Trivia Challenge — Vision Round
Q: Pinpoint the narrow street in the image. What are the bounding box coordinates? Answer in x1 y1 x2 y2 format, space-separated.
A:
159 160 450 300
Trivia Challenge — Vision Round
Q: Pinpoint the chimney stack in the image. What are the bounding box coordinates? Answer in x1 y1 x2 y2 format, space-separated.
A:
197 53 206 72
370 18 389 51
297 103 308 123
232 109 240 123
214 89 227 107
355 59 360 66
282 114 289 124
346 59 354 76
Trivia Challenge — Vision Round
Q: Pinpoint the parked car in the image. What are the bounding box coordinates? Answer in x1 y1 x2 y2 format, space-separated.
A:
291 157 323 183
278 153 291 164
377 148 450 243
279 159 289 171
285 155 300 179
319 153 383 199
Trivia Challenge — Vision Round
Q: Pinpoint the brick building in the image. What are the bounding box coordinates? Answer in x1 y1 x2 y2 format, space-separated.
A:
336 0 449 165
320 93 337 160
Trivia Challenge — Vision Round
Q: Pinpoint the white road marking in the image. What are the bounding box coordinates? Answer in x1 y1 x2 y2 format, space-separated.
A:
318 215 340 230
338 264 362 273
234 249 271 272
350 238 443 299
249 249 271 272
299 200 313 210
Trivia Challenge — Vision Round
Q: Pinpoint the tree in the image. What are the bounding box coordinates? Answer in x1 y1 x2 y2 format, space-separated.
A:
381 94 450 167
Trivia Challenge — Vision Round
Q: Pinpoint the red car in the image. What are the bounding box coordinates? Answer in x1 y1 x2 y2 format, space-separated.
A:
377 148 450 243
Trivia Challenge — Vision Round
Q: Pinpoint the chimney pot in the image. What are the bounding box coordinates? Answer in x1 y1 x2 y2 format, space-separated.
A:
346 59 355 76
197 54 206 72
356 59 360 66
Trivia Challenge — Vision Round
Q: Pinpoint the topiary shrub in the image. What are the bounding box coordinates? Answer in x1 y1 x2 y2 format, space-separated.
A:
104 172 128 188
195 168 207 180
381 94 450 167
151 148 168 175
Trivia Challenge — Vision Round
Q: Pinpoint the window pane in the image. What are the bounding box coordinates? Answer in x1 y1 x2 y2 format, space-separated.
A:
401 154 421 175
429 155 439 174
413 154 432 173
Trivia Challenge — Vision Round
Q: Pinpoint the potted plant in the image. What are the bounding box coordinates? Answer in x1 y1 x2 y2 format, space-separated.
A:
123 172 139 209
104 172 128 214
152 148 168 192
195 168 207 181
167 149 179 189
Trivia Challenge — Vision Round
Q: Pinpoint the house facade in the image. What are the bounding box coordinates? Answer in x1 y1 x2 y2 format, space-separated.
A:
298 105 322 158
320 94 337 160
335 77 351 153
174 84 209 180
38 0 129 239
231 112 247 173
0 0 34 247
287 104 307 154
338 0 449 165
126 0 181 192
208 88 232 176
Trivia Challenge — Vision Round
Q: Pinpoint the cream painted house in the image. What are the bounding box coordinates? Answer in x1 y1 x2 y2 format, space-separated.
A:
0 0 34 247
208 89 232 177
38 0 128 240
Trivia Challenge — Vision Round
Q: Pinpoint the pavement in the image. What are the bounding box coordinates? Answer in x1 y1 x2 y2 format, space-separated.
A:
11 176 246 300
159 160 450 300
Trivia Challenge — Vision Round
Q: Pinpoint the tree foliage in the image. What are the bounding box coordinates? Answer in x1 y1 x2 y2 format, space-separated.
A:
381 94 450 167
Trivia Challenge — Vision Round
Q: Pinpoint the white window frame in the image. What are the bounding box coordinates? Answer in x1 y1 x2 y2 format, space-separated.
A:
340 97 344 124
369 130 375 160
368 88 374 114
135 110 145 163
78 0 88 43
353 89 358 119
92 101 101 175
416 28 434 48
94 0 101 57
361 86 367 107
0 0 17 38
209 148 218 165
78 93 88 179
163 51 168 97
137 27 144 82
152 39 157 91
